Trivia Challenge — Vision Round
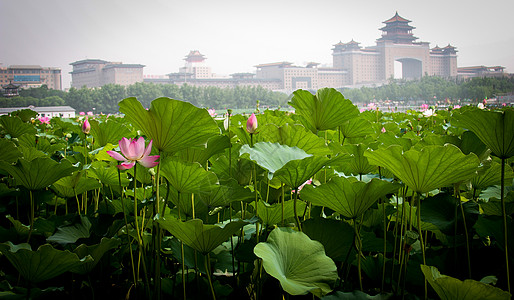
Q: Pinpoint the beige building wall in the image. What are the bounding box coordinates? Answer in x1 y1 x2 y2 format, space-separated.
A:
0 65 62 90
70 60 144 88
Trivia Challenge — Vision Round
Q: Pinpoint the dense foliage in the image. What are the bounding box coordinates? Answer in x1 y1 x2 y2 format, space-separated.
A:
1 76 513 114
0 89 513 300
0 83 289 113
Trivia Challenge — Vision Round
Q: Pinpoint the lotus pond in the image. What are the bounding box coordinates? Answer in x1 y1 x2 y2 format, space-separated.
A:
0 88 512 300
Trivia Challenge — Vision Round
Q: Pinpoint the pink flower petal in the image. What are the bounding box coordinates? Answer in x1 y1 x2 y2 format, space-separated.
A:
143 139 153 157
117 161 135 170
119 137 131 158
138 155 160 168
107 150 126 161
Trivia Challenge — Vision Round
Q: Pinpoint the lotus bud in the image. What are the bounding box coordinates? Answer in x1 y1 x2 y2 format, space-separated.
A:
82 116 91 134
381 127 386 133
246 113 258 134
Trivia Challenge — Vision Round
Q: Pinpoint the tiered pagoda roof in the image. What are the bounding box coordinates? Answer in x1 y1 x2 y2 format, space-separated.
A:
184 50 206 63
332 39 361 52
377 12 418 44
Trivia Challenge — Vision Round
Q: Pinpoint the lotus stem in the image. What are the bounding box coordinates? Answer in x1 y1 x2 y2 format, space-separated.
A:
26 190 35 243
154 158 162 300
501 157 511 293
456 183 471 278
205 253 216 300
294 189 302 231
353 218 363 291
281 184 285 226
382 200 387 292
119 167 137 289
415 192 427 299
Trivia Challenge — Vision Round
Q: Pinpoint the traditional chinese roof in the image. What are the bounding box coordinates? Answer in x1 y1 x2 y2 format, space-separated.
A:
383 11 411 23
184 50 206 62
70 59 109 66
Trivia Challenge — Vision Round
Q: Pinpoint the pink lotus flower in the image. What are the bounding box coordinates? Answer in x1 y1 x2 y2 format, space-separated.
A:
420 104 429 111
453 105 461 109
79 112 85 116
381 127 386 133
208 108 216 117
82 116 91 134
246 113 258 134
38 116 50 124
87 111 94 116
107 137 160 170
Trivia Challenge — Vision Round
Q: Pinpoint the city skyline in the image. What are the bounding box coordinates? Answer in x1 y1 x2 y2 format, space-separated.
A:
1 0 513 89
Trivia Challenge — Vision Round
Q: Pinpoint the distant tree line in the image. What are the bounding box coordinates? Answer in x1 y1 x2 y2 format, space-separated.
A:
340 76 514 104
1 76 513 113
0 83 289 114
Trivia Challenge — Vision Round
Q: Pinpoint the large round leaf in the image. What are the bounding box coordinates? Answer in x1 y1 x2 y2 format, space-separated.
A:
0 242 92 283
89 118 132 147
302 218 355 262
254 199 307 226
421 265 511 300
254 227 337 297
274 155 329 188
301 177 399 219
0 157 78 190
51 172 101 198
160 157 218 194
119 97 220 154
259 124 332 156
364 144 479 193
0 139 21 163
0 115 36 138
454 108 514 158
340 117 375 139
71 237 121 274
240 142 312 179
330 143 376 176
289 88 359 133
157 218 247 254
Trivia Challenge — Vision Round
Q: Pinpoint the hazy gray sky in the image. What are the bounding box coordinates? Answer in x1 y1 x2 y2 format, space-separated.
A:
1 0 513 89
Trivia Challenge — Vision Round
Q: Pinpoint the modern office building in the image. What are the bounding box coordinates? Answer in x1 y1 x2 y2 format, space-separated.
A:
70 59 144 88
0 65 62 90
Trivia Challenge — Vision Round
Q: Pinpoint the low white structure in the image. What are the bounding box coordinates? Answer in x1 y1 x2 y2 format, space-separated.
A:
0 105 76 118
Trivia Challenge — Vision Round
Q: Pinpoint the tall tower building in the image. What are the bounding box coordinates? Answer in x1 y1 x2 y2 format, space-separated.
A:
333 12 458 86
179 50 212 79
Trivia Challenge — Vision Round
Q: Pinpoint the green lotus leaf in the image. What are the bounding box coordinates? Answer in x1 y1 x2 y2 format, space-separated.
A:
51 171 101 198
455 130 488 157
289 88 359 133
274 155 330 188
253 200 307 226
322 290 393 299
340 117 375 139
11 109 38 122
0 115 36 138
0 157 77 190
70 237 121 274
330 144 376 176
197 178 254 208
0 139 21 163
89 161 130 187
421 265 511 300
471 161 514 190
157 218 247 254
364 144 479 193
160 157 219 194
303 218 355 262
301 177 399 219
259 124 332 156
19 146 47 161
46 216 91 244
0 242 92 283
454 108 514 158
89 118 132 147
177 135 231 166
254 227 337 297
240 142 312 179
119 97 220 154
